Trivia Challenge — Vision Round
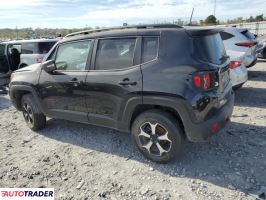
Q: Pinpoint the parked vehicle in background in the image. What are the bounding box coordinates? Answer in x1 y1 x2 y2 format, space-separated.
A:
224 50 248 89
218 30 248 89
9 24 234 163
219 27 258 68
0 39 58 89
257 40 266 59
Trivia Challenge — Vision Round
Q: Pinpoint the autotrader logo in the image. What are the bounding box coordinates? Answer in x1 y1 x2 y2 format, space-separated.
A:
0 188 54 199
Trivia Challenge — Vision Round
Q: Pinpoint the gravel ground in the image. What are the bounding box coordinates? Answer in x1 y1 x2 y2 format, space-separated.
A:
0 61 266 200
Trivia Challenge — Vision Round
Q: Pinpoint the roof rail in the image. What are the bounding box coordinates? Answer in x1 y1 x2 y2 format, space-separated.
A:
65 24 182 38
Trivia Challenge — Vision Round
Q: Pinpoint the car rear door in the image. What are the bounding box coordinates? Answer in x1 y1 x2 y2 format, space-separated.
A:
84 37 142 129
38 39 93 123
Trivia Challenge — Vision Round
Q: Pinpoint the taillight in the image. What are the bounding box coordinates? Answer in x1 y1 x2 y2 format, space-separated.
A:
192 72 213 90
230 61 241 69
192 76 201 88
203 73 211 89
36 57 43 63
235 42 257 47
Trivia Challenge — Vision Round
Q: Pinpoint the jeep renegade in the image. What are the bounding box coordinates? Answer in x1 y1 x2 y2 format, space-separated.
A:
9 24 234 163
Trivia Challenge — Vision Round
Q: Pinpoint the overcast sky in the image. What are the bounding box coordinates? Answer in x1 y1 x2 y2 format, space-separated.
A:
0 0 265 28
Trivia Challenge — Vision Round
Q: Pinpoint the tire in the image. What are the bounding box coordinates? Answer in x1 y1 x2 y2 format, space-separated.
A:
131 110 184 163
21 94 46 131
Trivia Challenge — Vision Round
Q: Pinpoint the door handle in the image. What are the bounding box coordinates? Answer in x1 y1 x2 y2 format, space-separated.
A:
119 79 137 86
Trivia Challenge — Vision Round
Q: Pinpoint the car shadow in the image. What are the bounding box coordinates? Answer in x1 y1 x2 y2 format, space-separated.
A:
234 87 266 108
0 95 11 110
248 70 266 82
38 119 266 195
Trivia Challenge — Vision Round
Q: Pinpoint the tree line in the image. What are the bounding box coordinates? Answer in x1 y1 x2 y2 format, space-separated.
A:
0 14 265 40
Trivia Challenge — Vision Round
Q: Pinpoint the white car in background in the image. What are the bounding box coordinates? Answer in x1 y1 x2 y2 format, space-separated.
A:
220 27 258 68
226 50 248 89
219 27 258 89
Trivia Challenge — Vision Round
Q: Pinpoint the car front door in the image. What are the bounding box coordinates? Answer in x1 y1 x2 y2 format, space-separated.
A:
84 37 143 130
38 39 93 123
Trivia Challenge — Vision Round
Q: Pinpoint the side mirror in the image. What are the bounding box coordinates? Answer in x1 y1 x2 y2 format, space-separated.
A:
42 60 56 73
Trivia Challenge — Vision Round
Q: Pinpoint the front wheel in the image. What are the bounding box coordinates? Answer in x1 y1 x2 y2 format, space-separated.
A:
131 110 184 163
21 94 46 131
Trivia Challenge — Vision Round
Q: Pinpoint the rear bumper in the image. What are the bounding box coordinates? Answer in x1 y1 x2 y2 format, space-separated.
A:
230 65 248 87
185 90 235 142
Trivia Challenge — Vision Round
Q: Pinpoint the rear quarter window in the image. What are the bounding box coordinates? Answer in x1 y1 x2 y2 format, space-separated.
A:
142 37 159 63
194 33 226 64
220 32 234 40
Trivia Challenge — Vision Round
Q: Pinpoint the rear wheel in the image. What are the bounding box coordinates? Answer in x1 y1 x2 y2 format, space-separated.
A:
21 94 46 131
131 110 184 163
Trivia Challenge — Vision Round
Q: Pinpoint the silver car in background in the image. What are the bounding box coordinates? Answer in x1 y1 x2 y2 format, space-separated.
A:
17 39 58 68
220 27 258 68
0 39 58 91
219 27 258 89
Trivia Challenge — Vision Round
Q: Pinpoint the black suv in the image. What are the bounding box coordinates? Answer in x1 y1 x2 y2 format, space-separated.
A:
9 24 234 163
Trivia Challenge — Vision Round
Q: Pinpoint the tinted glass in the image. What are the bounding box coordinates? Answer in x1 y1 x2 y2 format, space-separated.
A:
55 40 92 71
21 43 37 54
241 30 256 40
95 38 136 70
194 33 226 64
142 37 158 63
0 44 8 73
38 42 56 54
220 31 234 40
0 44 5 56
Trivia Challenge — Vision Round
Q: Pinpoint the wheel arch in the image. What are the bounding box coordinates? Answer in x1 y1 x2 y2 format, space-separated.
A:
9 85 43 113
120 95 193 139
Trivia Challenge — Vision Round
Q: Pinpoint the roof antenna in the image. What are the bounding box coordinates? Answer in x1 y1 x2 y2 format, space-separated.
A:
189 8 194 26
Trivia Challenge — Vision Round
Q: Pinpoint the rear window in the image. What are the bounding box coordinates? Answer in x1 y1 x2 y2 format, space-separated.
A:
241 30 256 40
194 33 226 64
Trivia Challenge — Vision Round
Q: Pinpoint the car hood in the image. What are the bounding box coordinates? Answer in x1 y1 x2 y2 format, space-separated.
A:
15 63 42 73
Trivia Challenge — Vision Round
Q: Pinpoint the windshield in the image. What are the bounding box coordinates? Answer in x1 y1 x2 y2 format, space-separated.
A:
194 33 226 65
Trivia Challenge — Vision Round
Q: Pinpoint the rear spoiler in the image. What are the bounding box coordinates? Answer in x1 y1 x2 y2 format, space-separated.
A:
184 27 224 37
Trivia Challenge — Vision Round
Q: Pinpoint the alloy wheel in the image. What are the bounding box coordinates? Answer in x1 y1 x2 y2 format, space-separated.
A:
138 122 172 156
22 103 34 125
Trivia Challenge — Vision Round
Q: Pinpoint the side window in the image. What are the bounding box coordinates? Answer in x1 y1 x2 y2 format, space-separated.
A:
8 44 21 54
38 42 56 54
55 40 92 71
21 43 37 54
220 32 234 41
142 37 159 63
95 38 136 70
